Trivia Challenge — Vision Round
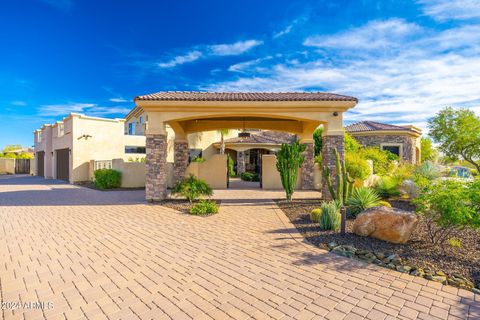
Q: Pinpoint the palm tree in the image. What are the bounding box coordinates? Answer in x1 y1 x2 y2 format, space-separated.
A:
217 129 230 154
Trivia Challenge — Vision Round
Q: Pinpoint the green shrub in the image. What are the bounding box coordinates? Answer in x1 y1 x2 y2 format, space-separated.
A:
171 175 213 203
189 200 218 215
413 161 439 180
93 169 122 189
310 208 322 223
358 147 396 175
345 152 371 182
345 132 361 153
240 172 259 182
346 187 381 217
228 156 235 177
374 176 401 199
319 201 341 231
276 141 306 201
413 179 480 244
192 156 206 163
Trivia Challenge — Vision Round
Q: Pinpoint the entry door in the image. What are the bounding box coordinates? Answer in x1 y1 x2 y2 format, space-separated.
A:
56 149 69 181
37 151 45 177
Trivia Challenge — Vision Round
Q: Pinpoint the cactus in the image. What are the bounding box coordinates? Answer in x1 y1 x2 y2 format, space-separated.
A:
322 148 354 206
276 141 306 201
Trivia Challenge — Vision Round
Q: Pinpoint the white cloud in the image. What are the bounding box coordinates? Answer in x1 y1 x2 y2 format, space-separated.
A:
109 98 128 103
157 51 202 69
228 56 272 73
273 24 294 38
11 101 27 106
209 40 263 56
205 19 480 134
40 103 130 117
304 19 420 50
418 0 480 21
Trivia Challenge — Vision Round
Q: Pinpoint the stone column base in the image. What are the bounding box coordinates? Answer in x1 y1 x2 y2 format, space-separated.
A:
322 135 344 200
146 134 168 201
173 141 189 185
301 142 315 190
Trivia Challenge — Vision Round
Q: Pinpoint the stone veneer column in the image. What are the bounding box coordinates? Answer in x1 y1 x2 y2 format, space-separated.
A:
146 134 168 201
237 151 246 174
322 135 344 199
173 140 189 185
300 142 315 190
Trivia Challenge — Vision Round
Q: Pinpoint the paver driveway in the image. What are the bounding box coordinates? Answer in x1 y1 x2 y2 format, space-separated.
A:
0 175 478 320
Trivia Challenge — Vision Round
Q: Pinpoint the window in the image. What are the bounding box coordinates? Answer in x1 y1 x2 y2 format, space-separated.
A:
58 123 64 137
125 146 146 154
381 145 401 157
139 116 143 124
128 122 135 135
37 132 42 142
189 149 202 162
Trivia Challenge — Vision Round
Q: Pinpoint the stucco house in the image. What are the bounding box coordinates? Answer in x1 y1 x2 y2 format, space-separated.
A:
345 121 422 164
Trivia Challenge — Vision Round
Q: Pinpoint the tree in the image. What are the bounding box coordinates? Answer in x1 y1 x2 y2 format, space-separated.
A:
313 127 323 156
217 129 230 155
420 137 438 162
276 141 306 201
2 144 22 152
429 107 480 173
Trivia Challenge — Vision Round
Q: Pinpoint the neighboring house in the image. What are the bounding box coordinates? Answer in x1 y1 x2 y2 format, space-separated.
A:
33 113 144 182
345 121 422 164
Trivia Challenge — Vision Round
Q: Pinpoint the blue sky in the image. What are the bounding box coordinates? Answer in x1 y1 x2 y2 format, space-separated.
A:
1 0 480 148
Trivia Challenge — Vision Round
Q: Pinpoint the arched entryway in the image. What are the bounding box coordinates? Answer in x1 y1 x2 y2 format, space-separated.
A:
134 91 357 200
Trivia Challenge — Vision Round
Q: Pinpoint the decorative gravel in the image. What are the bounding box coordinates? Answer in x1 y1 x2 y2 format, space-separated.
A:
275 198 480 289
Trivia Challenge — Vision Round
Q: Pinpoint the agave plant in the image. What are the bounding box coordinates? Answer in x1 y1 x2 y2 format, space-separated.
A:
346 187 381 217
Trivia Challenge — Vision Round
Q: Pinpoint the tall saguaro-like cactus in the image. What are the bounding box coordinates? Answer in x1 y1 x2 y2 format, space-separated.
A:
276 141 306 201
322 148 354 205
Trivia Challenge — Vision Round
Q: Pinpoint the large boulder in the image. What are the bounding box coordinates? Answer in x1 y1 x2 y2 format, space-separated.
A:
352 206 418 244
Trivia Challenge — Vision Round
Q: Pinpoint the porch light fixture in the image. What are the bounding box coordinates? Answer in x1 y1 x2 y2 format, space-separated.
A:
238 117 251 138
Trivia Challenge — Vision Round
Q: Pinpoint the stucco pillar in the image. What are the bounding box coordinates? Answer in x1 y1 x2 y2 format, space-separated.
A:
173 140 189 185
237 151 246 174
322 135 344 200
300 142 315 190
146 133 168 201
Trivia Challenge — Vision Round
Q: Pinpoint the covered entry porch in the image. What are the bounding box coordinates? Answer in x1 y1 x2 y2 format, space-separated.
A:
134 92 357 201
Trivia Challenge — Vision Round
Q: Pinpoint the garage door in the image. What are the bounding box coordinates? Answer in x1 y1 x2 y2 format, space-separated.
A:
37 151 45 177
56 148 69 181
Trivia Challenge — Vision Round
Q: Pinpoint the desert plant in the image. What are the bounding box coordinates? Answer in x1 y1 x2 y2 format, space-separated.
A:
345 152 371 182
276 141 306 201
447 237 463 248
374 176 401 199
319 201 341 231
322 148 354 205
413 179 480 245
378 200 391 207
171 175 213 203
358 147 397 175
192 156 206 163
346 187 382 217
227 156 235 177
413 161 439 180
93 169 122 189
310 208 322 223
189 200 219 215
240 172 259 182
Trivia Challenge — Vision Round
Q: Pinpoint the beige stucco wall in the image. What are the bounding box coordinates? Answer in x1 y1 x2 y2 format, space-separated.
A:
71 115 126 182
261 155 302 190
0 158 15 174
112 159 145 188
186 154 227 189
34 125 53 178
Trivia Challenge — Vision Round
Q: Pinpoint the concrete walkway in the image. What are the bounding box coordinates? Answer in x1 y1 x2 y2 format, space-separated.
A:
0 175 478 319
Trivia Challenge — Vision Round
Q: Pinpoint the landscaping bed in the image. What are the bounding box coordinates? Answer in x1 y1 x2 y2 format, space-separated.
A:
158 199 221 214
275 198 480 292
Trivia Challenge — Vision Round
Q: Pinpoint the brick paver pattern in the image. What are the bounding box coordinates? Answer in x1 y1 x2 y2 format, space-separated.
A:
0 175 478 319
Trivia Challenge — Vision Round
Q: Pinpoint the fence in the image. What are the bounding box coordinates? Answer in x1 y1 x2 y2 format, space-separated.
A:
15 159 31 174
0 158 34 175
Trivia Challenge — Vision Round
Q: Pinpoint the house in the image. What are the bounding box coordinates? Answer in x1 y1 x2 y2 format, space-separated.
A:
33 113 144 182
345 121 422 164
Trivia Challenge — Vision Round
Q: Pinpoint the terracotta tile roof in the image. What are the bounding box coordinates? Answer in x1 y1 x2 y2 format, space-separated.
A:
221 131 296 144
345 121 413 133
135 91 357 102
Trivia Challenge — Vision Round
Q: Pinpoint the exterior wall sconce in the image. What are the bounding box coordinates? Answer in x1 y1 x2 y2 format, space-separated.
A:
333 112 339 117
78 134 92 140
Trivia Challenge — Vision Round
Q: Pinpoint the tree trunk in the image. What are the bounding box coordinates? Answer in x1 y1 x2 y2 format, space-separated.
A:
220 133 225 155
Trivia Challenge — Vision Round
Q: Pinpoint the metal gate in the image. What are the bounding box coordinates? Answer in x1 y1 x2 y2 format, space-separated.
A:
15 159 31 174
56 148 69 181
37 151 45 177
